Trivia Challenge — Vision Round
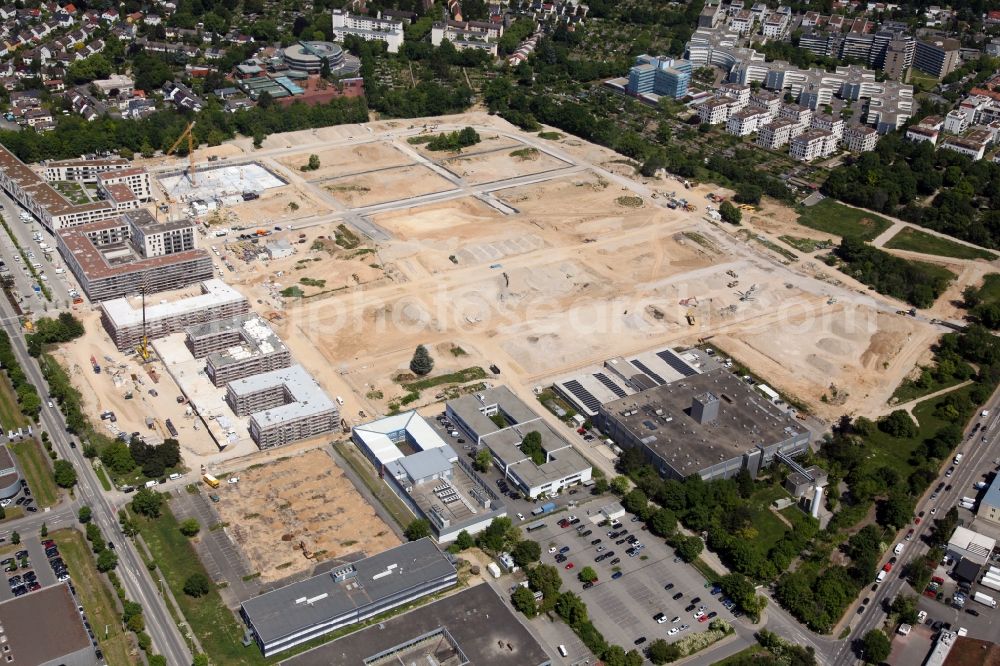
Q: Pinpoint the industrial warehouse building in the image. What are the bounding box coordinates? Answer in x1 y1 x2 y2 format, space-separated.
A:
979 474 1000 528
100 278 249 350
226 364 338 448
240 538 457 657
600 368 810 481
353 411 506 542
446 386 592 498
0 445 21 499
183 314 291 386
0 584 95 665
947 526 996 567
59 212 214 303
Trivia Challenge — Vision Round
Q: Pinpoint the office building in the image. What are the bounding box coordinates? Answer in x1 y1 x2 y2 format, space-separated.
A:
0 584 95 665
183 314 292 386
599 368 810 481
101 278 249 350
353 411 506 542
225 364 338 449
789 128 837 161
446 386 592 498
280 41 348 74
914 38 961 78
241 539 457 657
331 9 404 53
281 585 550 666
59 212 213 303
626 55 693 100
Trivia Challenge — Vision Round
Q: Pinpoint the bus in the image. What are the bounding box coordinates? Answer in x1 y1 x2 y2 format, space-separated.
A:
525 520 546 533
203 474 220 489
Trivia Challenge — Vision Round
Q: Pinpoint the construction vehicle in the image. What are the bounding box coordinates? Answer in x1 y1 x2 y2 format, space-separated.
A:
165 418 178 437
726 270 738 278
165 121 198 194
686 310 696 326
727 281 739 288
90 355 101 374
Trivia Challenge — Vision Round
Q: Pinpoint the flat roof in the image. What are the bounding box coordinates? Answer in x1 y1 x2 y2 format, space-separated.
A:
949 526 996 558
101 279 245 328
0 445 15 471
0 583 92 664
602 368 807 476
242 538 455 646
983 473 1000 510
0 144 113 217
228 364 337 425
280 584 550 666
47 157 130 168
205 314 285 367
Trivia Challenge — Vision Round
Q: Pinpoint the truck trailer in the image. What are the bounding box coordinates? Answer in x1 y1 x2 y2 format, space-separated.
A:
973 591 997 608
531 502 557 516
980 577 1000 593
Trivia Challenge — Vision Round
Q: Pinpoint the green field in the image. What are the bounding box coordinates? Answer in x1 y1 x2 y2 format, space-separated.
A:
54 529 137 665
10 440 57 507
884 228 997 260
975 274 1000 306
747 486 793 552
400 366 487 393
797 199 893 241
0 374 27 432
135 505 266 665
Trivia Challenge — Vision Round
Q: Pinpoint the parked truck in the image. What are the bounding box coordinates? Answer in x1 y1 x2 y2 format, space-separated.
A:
980 577 1000 593
90 355 101 374
973 591 997 608
165 418 178 437
988 565 1000 577
531 502 557 516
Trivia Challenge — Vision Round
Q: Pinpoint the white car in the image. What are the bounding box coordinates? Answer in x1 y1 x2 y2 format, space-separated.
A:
694 610 706 619
548 546 558 554
0 499 10 507
667 628 679 636
228 477 239 484
47 401 53 408
516 512 525 521
656 614 667 624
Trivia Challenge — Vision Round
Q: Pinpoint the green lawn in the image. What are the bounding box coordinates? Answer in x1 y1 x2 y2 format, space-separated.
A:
401 366 487 393
53 528 137 665
0 374 27 432
891 373 964 404
975 274 1000 306
10 440 58 507
747 486 792 553
135 504 267 666
884 228 997 261
797 199 893 241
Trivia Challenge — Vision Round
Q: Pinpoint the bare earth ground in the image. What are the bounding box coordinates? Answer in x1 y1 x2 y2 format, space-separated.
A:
322 164 456 207
440 146 568 185
409 133 522 159
214 448 400 583
276 142 412 181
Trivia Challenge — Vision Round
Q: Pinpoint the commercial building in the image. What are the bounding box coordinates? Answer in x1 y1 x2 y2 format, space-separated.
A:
331 9 404 54
431 20 503 55
978 474 1000 527
0 144 119 231
353 411 506 542
225 364 338 449
914 38 961 78
100 278 249 350
0 445 20 498
0 583 95 665
184 314 292 386
625 55 693 100
789 128 837 161
282 584 551 666
599 368 810 481
446 386 593 498
947 526 996 566
240 538 457 657
59 212 214 303
280 41 347 74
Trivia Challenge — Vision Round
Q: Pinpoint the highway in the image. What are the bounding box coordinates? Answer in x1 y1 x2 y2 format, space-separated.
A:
830 384 1000 665
0 297 192 665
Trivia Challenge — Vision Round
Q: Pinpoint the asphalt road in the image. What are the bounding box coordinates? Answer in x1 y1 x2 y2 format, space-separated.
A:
0 297 192 664
831 384 1000 666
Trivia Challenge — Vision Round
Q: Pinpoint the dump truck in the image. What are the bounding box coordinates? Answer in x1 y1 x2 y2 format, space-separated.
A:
90 355 101 374
203 474 221 489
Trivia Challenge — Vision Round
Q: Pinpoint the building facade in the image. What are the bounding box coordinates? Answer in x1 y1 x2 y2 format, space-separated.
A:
789 129 837 161
626 55 693 100
914 38 961 78
331 9 404 53
843 124 879 152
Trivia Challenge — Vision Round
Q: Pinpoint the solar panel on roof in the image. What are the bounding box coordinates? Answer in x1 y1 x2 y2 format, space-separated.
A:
656 349 698 377
630 359 666 386
593 372 627 398
562 380 601 412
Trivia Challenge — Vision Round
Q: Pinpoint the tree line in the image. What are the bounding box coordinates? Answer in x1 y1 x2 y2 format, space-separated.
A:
830 236 953 308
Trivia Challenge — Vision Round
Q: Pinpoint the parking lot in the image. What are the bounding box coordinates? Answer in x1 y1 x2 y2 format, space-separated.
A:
0 192 75 307
0 533 63 601
521 498 747 652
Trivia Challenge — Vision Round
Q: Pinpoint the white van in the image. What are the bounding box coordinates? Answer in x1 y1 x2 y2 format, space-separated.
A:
168 473 182 481
954 453 964 464
31 262 41 269
558 645 568 657
876 570 887 583
144 479 158 489
336 396 345 405
894 543 904 556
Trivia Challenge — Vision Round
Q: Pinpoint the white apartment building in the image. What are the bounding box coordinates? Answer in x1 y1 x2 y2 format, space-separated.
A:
44 157 130 182
843 124 879 152
749 89 781 118
905 124 939 145
789 129 837 161
96 168 151 201
731 10 754 35
431 20 502 55
719 82 751 111
756 118 797 149
779 103 813 138
944 109 969 134
727 107 771 136
940 134 988 161
811 113 844 140
130 218 197 257
698 96 735 124
762 12 789 38
331 9 404 54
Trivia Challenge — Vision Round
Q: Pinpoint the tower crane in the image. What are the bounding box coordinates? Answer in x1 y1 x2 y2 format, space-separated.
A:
165 121 198 193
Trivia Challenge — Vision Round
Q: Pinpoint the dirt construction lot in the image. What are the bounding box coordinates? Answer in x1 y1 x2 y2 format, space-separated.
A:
323 164 456 207
441 146 569 185
214 449 400 583
277 142 412 182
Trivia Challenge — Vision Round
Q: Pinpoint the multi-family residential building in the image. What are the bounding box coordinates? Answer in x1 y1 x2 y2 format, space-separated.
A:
811 113 844 140
719 82 750 110
730 9 754 35
727 107 771 136
185 314 292 386
756 117 798 149
842 124 879 152
799 32 839 58
749 89 781 118
761 11 788 38
779 103 813 137
698 96 735 124
944 109 969 134
430 20 502 55
44 157 130 182
625 55 692 100
789 128 837 161
905 124 939 145
95 168 151 201
913 37 960 78
331 9 404 53
940 128 992 161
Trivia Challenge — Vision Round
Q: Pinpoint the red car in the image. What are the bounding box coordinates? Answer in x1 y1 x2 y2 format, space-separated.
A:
698 614 710 623
932 576 945 584
883 562 892 572
565 562 574 570
915 517 921 525
558 520 570 528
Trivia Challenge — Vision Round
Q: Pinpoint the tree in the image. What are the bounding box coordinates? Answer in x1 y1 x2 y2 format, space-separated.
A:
97 549 118 572
647 638 681 665
441 527 468 550
578 566 598 583
720 573 766 622
861 629 891 664
623 488 648 514
53 459 77 488
476 517 519 553
179 519 201 537
878 410 917 438
511 539 542 567
649 508 677 537
734 184 762 205
527 564 563 611
131 488 163 518
149 657 167 666
474 448 492 472
610 475 630 496
183 573 211 597
878 490 914 530
192 655 210 666
520 431 546 465
676 536 703 562
511 586 537 617
10 532 18 545
40 522 47 538
100 441 136 475
307 154 320 171
404 519 431 541
720 201 742 225
890 594 919 625
78 505 92 523
555 591 588 625
409 345 434 376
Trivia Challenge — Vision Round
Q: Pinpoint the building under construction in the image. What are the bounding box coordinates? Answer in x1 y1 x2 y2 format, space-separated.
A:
183 313 291 386
599 368 810 482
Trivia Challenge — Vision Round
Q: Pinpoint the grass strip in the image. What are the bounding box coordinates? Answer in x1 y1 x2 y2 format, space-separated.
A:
10 439 57 507
884 227 997 261
334 443 413 528
797 199 892 241
401 366 487 392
